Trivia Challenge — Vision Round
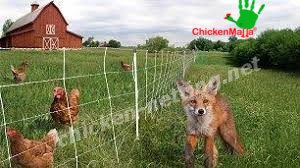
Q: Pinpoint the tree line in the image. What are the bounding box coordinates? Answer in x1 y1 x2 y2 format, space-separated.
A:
83 36 185 52
82 37 121 48
187 28 299 70
187 36 238 52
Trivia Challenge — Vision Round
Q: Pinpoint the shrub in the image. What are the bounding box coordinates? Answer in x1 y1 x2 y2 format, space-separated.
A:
188 37 213 51
230 28 300 70
82 37 100 47
256 29 300 69
108 39 121 48
231 38 257 66
143 36 169 53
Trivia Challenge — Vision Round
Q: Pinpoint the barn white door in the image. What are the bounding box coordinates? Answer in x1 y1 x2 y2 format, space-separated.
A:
43 37 59 50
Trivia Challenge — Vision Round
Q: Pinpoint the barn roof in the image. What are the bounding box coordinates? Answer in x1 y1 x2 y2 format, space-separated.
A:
7 1 68 33
7 6 44 33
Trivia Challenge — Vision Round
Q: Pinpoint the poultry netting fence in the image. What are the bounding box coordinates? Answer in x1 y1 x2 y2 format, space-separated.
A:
0 47 197 167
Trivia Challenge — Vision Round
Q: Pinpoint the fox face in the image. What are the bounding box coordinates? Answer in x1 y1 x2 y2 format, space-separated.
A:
184 94 213 117
177 76 221 118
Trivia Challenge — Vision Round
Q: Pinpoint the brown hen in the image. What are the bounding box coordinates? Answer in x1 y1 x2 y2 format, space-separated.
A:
50 87 80 125
11 61 29 83
120 61 132 71
7 128 59 168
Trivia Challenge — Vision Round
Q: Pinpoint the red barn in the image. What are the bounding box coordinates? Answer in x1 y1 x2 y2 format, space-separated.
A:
0 1 82 49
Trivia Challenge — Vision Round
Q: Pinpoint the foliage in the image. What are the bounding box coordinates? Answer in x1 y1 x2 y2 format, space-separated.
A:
228 36 238 42
187 38 231 52
107 39 121 48
82 37 100 47
138 36 169 52
227 36 240 52
230 28 300 69
212 40 227 52
230 38 257 65
1 19 14 37
187 37 213 51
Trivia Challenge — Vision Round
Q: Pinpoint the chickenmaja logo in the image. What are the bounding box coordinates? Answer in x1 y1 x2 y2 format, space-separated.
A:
192 0 265 38
225 0 265 29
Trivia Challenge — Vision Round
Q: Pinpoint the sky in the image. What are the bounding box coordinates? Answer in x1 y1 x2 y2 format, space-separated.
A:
0 0 299 46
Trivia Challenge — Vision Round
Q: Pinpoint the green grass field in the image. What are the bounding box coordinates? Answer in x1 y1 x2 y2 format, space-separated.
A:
0 49 299 168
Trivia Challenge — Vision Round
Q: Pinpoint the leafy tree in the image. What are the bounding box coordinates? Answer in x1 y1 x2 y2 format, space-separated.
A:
92 40 100 47
100 41 108 47
82 37 100 47
188 37 213 51
137 44 146 49
1 19 14 37
295 27 300 33
231 38 257 65
228 36 238 42
83 37 94 47
213 40 226 51
107 39 121 48
227 36 239 52
144 36 169 52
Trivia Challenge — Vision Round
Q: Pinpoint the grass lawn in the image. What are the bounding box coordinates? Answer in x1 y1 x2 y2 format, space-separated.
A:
0 49 299 167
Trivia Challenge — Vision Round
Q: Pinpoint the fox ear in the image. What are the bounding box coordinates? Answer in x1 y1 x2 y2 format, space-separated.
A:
176 80 194 100
204 75 221 95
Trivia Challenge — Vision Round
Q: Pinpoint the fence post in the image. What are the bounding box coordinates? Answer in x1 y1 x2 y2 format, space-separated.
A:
182 50 186 78
133 48 139 140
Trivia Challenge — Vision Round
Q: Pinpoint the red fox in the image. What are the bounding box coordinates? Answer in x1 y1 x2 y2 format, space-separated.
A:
176 76 245 168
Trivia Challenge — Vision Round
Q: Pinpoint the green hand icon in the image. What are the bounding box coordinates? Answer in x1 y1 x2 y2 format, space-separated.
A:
225 0 265 29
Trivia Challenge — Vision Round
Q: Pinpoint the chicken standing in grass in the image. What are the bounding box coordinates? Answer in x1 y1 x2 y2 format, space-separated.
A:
120 61 132 71
11 61 29 82
50 87 80 125
7 128 59 168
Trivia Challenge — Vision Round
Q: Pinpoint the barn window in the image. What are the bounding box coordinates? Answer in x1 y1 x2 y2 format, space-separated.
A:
46 24 55 35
